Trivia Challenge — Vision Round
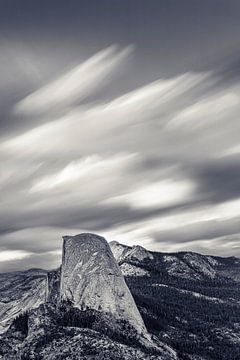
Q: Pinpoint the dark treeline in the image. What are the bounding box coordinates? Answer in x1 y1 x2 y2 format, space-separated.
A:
126 271 240 360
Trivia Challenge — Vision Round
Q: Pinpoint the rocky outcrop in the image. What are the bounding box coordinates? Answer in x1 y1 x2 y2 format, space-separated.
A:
60 233 150 339
46 268 61 304
110 241 153 263
109 241 131 262
0 269 47 333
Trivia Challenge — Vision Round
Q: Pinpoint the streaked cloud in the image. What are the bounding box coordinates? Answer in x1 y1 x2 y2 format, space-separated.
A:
14 46 133 116
0 250 31 262
104 179 195 209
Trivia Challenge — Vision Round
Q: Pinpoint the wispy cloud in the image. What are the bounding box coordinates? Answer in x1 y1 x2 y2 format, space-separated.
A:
104 179 195 209
0 250 31 262
14 45 133 116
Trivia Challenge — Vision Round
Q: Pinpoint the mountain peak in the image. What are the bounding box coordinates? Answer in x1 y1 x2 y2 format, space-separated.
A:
109 241 153 263
63 232 107 244
60 233 150 340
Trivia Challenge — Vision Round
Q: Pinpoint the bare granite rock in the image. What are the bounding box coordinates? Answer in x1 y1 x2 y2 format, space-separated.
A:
60 233 150 340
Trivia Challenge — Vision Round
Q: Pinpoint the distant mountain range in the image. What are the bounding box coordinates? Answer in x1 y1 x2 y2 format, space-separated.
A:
0 233 240 359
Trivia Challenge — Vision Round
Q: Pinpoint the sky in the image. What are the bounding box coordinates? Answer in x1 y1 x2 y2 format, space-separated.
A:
1 0 240 271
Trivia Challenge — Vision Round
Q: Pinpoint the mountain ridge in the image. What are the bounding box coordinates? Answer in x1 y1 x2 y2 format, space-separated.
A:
0 234 240 359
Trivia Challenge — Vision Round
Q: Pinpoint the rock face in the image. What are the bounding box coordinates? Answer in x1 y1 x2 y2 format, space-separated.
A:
110 241 153 277
46 268 61 304
60 233 149 338
0 269 47 333
109 241 131 262
110 241 153 263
